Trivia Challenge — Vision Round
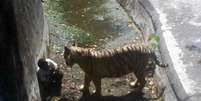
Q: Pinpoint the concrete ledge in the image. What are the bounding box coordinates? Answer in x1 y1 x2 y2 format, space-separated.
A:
118 0 201 101
142 0 201 101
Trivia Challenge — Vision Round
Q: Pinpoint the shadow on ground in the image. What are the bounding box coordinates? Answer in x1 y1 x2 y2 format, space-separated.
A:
59 90 153 101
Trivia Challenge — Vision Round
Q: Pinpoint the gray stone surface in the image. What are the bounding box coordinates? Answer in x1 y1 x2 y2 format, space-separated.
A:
118 0 201 101
147 0 201 100
12 0 47 100
117 0 155 42
1 0 46 100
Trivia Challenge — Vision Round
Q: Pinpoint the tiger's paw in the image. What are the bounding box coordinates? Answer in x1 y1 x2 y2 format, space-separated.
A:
130 83 144 91
91 90 101 97
129 81 138 88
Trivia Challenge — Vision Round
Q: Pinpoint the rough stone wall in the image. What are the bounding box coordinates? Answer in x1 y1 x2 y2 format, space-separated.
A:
117 0 155 41
0 0 47 101
12 0 48 100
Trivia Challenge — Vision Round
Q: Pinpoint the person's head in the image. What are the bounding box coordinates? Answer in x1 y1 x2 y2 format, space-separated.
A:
38 58 49 70
38 58 58 71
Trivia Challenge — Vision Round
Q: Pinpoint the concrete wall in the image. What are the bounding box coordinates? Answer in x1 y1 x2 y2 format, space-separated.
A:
141 0 201 101
0 0 48 101
117 0 177 101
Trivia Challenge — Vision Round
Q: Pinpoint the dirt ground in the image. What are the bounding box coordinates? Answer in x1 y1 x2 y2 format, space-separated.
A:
48 50 164 101
43 0 165 100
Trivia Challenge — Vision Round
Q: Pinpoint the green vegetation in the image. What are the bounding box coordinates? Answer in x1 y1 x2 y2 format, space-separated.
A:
43 0 95 51
148 34 161 49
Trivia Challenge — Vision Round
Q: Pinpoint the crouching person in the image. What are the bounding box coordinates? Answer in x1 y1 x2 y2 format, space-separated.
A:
37 58 63 101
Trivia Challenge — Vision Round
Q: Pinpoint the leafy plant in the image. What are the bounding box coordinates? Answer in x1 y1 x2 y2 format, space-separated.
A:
148 34 160 49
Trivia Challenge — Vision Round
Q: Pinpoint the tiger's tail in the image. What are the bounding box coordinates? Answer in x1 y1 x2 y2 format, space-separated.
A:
156 59 168 68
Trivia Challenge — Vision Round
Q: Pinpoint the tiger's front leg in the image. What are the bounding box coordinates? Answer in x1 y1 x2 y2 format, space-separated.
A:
82 74 91 96
92 78 101 97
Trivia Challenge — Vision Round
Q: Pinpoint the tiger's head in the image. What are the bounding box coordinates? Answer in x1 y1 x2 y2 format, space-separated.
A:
64 46 74 67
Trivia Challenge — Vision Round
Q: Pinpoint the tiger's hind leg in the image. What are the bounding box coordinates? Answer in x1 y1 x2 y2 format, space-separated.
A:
132 73 146 90
137 76 146 90
129 73 138 87
130 72 141 88
82 74 91 96
92 77 102 97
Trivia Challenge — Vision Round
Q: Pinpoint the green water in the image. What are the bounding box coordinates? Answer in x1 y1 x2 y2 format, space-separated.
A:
43 0 140 51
